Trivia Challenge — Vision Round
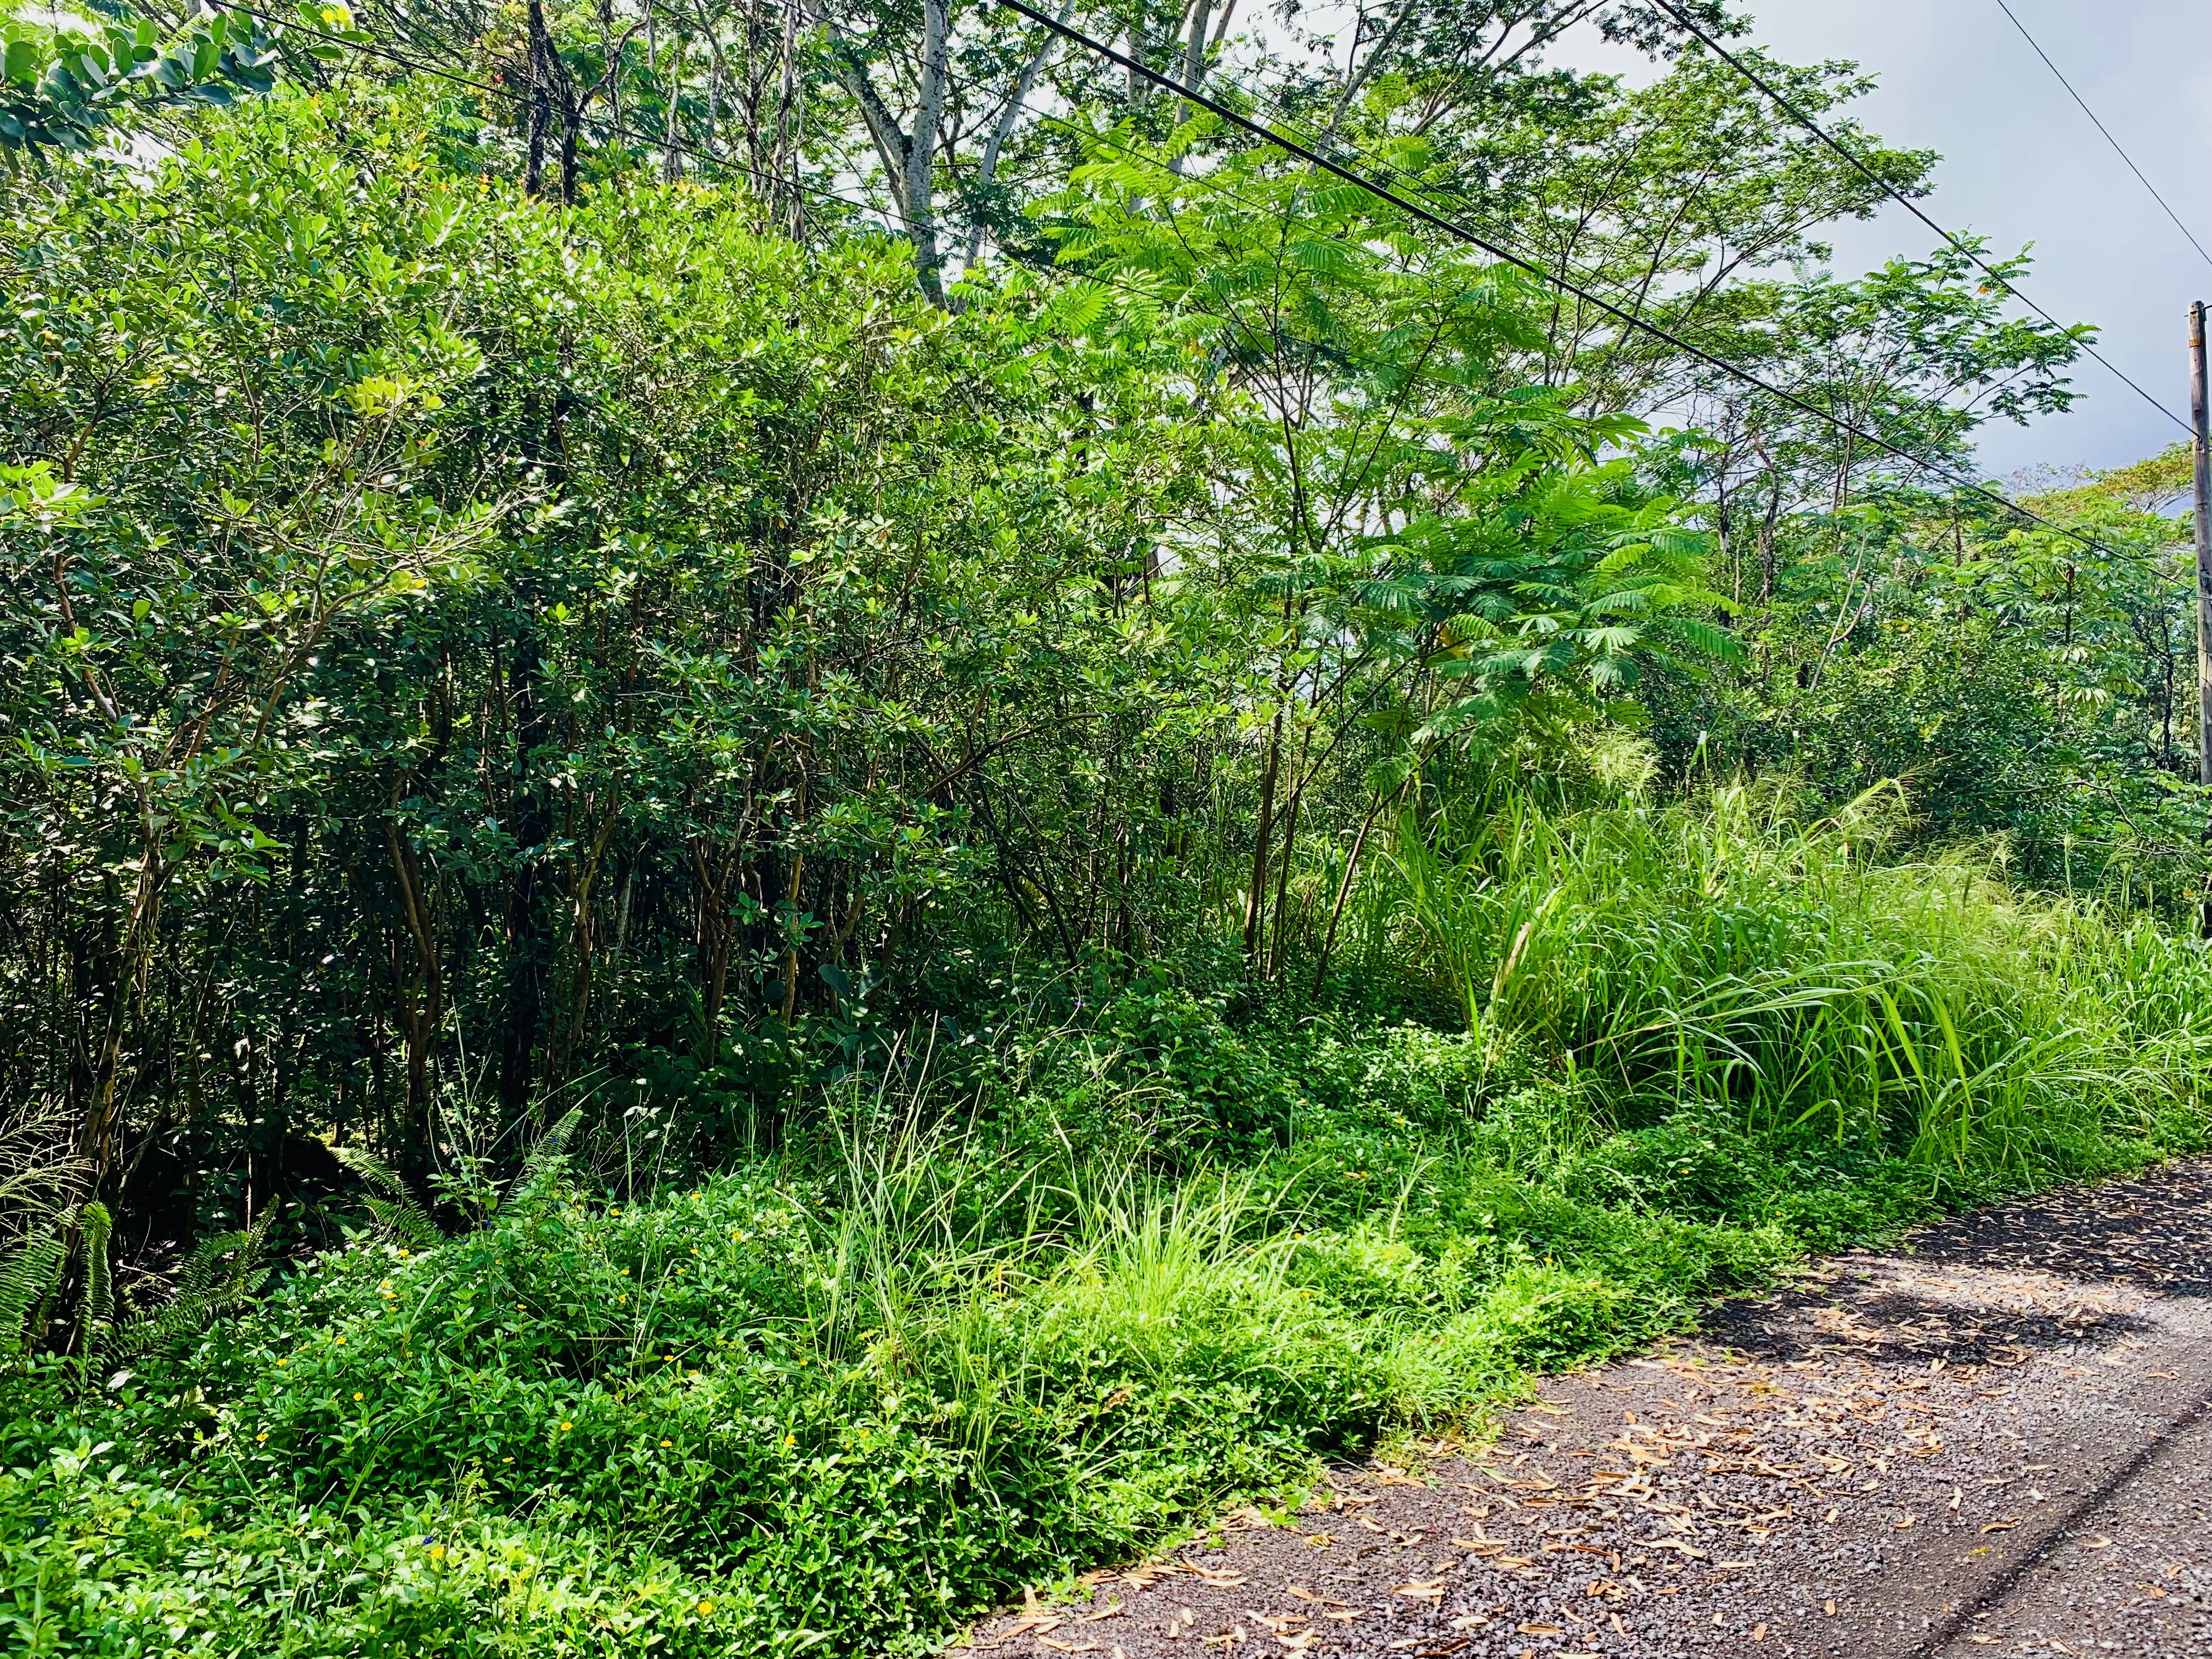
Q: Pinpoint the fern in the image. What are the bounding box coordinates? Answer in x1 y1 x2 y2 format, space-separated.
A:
0 1226 66 1361
330 1144 441 1248
505 1107 584 1214
76 1201 112 1372
115 1203 279 1361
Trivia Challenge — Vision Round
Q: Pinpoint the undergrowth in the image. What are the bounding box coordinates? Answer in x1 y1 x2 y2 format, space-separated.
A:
6 791 2210 1656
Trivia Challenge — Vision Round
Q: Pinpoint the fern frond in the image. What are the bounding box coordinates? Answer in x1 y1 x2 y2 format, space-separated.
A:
504 1107 583 1215
331 1145 440 1248
0 1227 66 1361
77 1201 114 1371
116 1204 279 1361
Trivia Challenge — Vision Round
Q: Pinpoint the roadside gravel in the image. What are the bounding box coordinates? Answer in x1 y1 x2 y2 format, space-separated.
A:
962 1159 2212 1659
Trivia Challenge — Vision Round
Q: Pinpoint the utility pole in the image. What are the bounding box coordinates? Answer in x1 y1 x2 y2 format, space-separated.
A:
2195 301 2212 785
2192 301 2212 934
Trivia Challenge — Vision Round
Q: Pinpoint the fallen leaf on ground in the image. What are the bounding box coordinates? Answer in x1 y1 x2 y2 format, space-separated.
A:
1980 1518 2019 1533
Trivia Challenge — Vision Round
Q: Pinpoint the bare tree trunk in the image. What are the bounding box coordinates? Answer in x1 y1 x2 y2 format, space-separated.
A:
1757 476 1781 605
1243 701 1285 964
902 0 951 300
662 27 686 182
826 0 950 299
386 814 443 1184
773 0 804 236
699 0 724 161
1312 791 1387 995
526 0 552 197
1166 0 1214 175
957 0 1074 272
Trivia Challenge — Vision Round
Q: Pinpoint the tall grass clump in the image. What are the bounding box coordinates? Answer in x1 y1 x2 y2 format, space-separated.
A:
1365 778 2212 1184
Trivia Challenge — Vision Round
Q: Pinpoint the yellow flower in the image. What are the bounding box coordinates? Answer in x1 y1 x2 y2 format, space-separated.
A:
660 1438 672 1447
256 1432 269 1443
783 1434 795 1446
560 1421 574 1431
503 1456 514 1464
353 1391 365 1401
698 1600 715 1617
428 1544 447 1560
335 1336 347 1345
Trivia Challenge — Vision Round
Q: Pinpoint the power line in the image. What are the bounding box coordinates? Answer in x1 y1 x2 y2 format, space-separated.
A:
1641 0 2193 437
1991 0 2212 272
993 0 2159 567
236 0 2165 569
1095 39 2037 487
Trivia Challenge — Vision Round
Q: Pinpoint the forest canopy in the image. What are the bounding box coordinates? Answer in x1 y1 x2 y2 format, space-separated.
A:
3 1 2210 1654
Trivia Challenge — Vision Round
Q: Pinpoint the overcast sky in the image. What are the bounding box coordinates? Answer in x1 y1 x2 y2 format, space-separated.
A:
1553 0 2212 484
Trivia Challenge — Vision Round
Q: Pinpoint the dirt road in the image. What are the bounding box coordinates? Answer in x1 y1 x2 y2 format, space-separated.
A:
966 1159 2212 1658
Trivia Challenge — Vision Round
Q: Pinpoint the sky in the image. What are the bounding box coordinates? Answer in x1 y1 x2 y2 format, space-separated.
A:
1551 0 2212 484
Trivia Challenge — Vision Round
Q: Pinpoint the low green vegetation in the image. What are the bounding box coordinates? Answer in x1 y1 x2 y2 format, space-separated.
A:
9 789 2207 1656
8 2 2212 1653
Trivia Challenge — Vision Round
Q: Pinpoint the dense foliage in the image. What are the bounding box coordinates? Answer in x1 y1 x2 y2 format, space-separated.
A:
4 0 2210 1652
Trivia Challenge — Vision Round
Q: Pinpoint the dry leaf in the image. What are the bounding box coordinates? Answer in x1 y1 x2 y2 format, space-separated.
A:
1980 1518 2019 1534
1391 1580 1446 1601
1517 1624 1565 1637
2077 1536 2112 1550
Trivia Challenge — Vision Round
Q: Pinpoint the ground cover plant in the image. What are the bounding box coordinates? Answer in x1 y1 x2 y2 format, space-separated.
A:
7 4 2212 1655
7 787 2209 1656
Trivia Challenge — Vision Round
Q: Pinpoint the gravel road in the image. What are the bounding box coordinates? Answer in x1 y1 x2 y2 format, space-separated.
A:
964 1159 2212 1659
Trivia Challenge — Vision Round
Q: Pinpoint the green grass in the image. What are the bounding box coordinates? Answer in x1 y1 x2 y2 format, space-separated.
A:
6 788 2209 1657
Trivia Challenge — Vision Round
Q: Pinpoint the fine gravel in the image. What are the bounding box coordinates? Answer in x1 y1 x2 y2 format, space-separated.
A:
961 1159 2212 1659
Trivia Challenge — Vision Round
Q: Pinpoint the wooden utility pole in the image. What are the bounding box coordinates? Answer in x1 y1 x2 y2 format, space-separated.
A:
2194 300 2212 788
2192 301 2212 936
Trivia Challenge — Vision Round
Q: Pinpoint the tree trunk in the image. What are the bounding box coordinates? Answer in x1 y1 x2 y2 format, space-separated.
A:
1243 702 1285 963
526 0 552 198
